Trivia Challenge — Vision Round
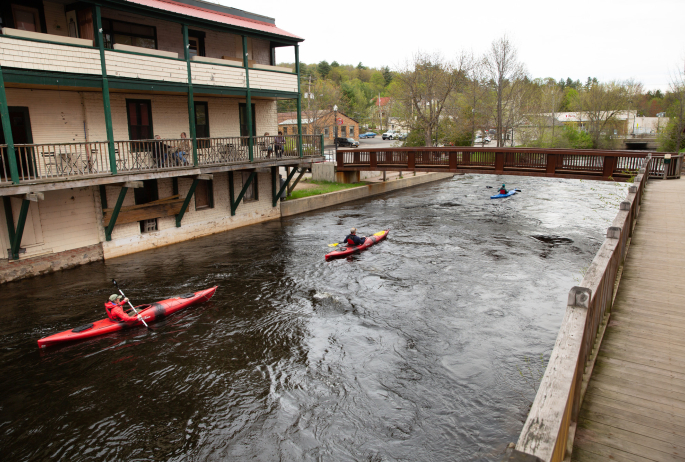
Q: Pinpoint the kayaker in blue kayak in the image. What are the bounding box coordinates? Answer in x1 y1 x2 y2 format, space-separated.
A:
498 184 508 195
343 228 366 246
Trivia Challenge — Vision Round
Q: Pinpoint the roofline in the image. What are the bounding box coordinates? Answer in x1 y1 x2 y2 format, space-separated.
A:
108 0 303 43
170 0 275 25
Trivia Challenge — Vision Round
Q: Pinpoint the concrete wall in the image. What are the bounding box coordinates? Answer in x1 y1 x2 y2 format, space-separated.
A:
102 171 280 258
311 162 335 182
281 173 454 217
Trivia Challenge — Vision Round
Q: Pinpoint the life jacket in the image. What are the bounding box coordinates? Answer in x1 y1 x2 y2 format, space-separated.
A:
105 301 120 321
499 189 507 194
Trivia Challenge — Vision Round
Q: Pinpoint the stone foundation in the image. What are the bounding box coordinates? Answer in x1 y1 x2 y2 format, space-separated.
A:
0 244 104 284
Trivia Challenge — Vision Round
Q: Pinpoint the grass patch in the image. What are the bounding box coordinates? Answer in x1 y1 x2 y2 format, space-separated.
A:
286 180 366 200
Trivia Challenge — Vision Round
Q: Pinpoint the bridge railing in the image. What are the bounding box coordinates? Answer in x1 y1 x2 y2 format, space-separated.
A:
336 147 681 181
506 155 651 462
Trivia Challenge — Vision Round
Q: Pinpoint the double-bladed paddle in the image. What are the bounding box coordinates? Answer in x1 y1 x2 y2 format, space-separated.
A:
112 279 150 328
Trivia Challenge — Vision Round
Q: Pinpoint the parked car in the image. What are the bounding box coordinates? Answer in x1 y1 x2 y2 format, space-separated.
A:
359 132 377 139
335 137 359 147
382 130 397 140
474 136 491 144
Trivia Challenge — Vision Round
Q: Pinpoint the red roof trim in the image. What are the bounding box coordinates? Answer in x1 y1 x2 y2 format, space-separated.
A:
125 0 303 40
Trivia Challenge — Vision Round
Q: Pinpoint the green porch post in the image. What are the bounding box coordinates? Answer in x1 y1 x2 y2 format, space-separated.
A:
183 24 198 167
175 178 199 227
320 134 324 157
295 44 303 158
229 171 255 215
243 35 253 162
273 166 298 207
104 186 128 241
0 66 19 184
93 5 117 175
4 197 31 260
3 197 15 245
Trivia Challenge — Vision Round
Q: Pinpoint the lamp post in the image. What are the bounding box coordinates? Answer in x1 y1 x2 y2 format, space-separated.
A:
334 104 338 156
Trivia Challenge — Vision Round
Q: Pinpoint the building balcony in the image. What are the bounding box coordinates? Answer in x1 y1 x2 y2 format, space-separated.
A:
0 30 298 95
0 135 322 187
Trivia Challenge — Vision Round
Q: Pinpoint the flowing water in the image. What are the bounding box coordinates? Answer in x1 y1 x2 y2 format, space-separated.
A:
0 174 626 461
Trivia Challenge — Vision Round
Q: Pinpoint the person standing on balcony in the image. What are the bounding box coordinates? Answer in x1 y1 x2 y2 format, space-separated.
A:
275 131 285 158
174 132 190 165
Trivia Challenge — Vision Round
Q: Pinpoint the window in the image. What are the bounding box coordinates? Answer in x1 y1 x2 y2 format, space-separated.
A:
187 30 205 57
12 5 41 32
195 179 213 210
302 127 308 135
324 127 329 137
349 126 354 136
283 127 288 135
102 18 157 49
239 103 256 141
134 180 159 233
126 100 153 140
341 126 347 137
242 173 258 202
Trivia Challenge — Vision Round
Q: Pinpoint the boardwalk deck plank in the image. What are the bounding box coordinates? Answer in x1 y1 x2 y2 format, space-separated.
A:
573 177 685 462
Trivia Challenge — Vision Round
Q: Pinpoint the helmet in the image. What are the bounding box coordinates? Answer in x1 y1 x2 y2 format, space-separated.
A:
350 227 357 234
109 294 120 302
502 184 505 187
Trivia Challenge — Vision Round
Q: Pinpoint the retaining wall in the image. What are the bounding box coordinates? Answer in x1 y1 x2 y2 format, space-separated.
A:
281 173 454 217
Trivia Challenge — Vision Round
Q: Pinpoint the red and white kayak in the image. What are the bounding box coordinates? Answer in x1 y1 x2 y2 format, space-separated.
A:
325 230 389 261
37 286 217 348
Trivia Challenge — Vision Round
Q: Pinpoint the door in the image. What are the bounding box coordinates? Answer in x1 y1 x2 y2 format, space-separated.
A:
195 101 209 148
0 107 35 179
239 103 256 145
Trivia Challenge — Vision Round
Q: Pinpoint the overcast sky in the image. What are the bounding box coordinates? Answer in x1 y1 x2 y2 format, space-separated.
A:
220 0 684 91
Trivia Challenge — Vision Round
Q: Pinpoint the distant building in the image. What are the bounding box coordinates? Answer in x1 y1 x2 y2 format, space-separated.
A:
279 110 359 141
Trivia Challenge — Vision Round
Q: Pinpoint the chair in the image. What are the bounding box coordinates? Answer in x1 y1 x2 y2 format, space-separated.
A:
42 152 57 176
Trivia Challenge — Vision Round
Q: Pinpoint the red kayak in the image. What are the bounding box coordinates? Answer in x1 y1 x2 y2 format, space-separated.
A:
325 230 389 261
37 286 217 348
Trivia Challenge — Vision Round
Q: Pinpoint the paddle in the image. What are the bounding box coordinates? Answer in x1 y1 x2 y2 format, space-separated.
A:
487 186 522 192
112 279 150 328
328 230 386 247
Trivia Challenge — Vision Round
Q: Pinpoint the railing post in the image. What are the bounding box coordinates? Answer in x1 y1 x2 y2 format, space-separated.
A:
546 153 557 175
93 5 117 175
0 66 19 184
448 151 457 171
295 44 303 158
602 155 616 179
243 35 254 162
320 134 324 157
336 151 344 167
182 24 198 167
495 151 505 173
462 151 470 166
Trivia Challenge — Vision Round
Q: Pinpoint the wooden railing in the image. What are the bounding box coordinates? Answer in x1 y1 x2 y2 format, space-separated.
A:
336 147 681 181
0 135 323 185
506 156 651 462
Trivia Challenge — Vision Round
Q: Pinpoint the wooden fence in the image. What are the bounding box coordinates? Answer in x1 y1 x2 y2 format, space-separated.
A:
506 155 651 461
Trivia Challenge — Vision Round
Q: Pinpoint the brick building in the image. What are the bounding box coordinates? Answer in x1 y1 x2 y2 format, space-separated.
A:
279 110 359 141
0 0 320 282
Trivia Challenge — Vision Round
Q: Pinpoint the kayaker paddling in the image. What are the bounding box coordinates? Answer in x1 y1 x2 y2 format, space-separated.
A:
499 184 508 195
105 294 140 323
343 228 366 246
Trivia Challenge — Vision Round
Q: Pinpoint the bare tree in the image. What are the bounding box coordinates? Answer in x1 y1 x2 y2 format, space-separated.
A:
668 63 685 153
484 35 527 147
394 52 470 146
577 80 635 149
302 78 341 137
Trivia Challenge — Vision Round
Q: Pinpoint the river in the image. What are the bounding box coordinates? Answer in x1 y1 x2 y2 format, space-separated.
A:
0 174 626 461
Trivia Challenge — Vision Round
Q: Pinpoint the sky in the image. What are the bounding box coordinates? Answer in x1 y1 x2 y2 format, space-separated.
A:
218 0 685 91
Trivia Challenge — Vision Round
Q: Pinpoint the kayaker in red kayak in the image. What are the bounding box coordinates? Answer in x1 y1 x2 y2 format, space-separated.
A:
105 294 140 323
343 228 366 246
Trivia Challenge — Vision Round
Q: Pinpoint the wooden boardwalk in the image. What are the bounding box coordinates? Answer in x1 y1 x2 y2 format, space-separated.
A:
573 177 685 462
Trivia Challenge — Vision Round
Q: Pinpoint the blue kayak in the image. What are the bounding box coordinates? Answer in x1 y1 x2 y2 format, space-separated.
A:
490 189 519 199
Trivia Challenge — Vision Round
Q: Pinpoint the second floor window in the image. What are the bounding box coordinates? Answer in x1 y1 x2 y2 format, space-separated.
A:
102 18 157 50
11 5 42 32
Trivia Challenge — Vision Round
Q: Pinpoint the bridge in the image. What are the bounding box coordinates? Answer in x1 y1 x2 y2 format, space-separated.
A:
335 147 682 181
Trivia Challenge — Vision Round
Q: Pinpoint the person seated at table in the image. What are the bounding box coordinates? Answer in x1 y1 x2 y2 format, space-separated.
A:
152 135 172 167
174 132 190 165
275 131 285 158
264 132 273 157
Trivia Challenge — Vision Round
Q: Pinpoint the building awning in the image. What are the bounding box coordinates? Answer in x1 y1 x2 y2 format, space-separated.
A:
124 0 303 41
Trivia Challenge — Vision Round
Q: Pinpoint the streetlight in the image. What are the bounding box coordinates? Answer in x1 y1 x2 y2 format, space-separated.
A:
333 104 338 156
